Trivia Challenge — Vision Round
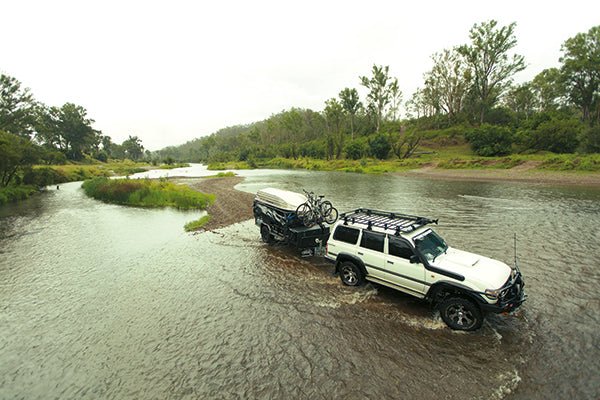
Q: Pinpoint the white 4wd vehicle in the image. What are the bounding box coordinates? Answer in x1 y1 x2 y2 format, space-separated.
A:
325 209 526 331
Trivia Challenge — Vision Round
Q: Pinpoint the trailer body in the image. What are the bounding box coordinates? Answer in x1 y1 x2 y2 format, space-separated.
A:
253 188 330 256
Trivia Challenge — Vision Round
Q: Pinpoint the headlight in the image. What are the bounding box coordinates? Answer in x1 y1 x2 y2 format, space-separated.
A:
485 288 500 300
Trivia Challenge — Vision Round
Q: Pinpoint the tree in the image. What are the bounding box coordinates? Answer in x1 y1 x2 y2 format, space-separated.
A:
360 65 393 132
504 83 536 118
531 68 566 112
122 135 144 160
406 88 434 119
458 20 526 124
390 130 423 159
36 103 99 160
0 131 41 186
388 78 403 122
0 74 37 138
423 48 472 119
339 88 362 140
559 25 600 124
324 98 345 159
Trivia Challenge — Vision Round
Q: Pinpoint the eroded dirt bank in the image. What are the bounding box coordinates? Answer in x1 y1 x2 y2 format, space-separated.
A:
180 176 255 230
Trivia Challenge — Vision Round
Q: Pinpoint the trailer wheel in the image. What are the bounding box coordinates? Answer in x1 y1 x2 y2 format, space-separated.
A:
339 261 364 286
260 225 274 244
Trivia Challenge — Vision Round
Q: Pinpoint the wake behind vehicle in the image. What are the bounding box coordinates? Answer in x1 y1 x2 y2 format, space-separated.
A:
325 208 526 331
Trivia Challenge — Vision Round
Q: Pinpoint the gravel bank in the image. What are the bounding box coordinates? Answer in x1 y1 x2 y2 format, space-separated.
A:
178 176 255 231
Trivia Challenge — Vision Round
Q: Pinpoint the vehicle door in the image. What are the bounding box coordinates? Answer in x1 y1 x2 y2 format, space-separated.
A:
382 235 427 296
357 230 387 278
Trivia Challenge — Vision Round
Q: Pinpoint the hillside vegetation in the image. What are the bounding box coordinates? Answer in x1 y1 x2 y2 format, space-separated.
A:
157 23 599 174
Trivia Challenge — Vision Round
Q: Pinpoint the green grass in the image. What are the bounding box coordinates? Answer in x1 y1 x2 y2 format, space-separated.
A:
538 154 600 171
205 145 600 175
0 185 38 205
157 163 190 169
41 160 150 182
184 215 211 231
207 161 252 170
81 177 215 209
205 171 237 178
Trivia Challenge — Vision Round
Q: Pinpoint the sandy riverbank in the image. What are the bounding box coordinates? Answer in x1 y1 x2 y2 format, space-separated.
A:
179 176 255 231
400 162 600 186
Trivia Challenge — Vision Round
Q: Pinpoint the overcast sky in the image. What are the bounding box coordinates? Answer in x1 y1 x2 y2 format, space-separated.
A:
2 0 598 150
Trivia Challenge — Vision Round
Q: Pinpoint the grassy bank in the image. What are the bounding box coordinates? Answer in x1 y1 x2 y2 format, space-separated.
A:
0 185 39 205
184 215 211 231
0 161 193 207
81 177 214 209
207 149 600 174
157 163 190 170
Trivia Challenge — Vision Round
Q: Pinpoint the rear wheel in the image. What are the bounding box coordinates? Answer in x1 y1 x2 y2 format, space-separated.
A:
260 224 273 244
438 297 483 331
339 261 365 286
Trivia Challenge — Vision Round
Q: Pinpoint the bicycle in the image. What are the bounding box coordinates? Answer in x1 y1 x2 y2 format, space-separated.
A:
295 190 338 227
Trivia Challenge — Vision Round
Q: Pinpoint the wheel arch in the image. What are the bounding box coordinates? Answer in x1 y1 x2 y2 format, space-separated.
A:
335 252 368 277
426 281 485 309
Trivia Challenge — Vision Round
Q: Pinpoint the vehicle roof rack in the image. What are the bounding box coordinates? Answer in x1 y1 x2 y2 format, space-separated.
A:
339 208 438 234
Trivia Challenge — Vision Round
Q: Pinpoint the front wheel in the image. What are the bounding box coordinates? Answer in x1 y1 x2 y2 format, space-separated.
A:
339 261 365 286
438 297 483 331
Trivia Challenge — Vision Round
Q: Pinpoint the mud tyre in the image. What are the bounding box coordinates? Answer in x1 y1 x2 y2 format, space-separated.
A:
339 261 365 287
260 224 274 244
438 297 483 331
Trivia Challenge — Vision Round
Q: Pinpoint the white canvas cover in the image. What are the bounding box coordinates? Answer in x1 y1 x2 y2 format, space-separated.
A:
255 188 307 211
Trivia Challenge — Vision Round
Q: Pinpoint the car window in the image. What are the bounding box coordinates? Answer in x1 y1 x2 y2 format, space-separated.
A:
360 230 385 252
333 226 360 244
388 236 414 260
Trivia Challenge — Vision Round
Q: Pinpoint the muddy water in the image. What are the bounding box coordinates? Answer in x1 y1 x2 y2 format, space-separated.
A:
1 171 599 399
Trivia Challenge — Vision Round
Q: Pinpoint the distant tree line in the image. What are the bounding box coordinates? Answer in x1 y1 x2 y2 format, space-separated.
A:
0 74 146 188
159 22 599 163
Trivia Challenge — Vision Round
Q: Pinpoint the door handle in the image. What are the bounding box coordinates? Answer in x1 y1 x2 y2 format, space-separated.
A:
358 252 364 255
387 261 394 264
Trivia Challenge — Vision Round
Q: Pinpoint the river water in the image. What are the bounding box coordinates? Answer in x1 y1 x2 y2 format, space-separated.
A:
1 166 599 399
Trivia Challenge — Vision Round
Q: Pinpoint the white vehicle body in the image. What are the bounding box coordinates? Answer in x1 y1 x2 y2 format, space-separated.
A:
325 209 525 330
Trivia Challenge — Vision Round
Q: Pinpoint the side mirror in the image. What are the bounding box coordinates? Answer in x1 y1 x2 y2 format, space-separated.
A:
410 255 420 264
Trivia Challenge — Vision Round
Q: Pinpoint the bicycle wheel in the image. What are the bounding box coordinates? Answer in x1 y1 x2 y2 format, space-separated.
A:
296 203 316 227
325 206 338 224
320 201 338 224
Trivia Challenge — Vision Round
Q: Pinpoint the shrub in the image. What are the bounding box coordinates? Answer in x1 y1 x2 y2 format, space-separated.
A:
369 134 391 159
0 185 38 205
345 140 367 160
23 167 69 187
465 124 514 156
579 125 600 153
524 117 582 153
81 177 214 209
